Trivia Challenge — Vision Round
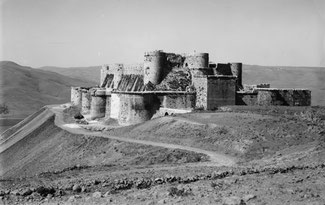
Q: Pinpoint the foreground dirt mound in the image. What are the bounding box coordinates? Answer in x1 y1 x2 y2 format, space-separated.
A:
107 106 325 163
0 106 324 204
0 111 206 179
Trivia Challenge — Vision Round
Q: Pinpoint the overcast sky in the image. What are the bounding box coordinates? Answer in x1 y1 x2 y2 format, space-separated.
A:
0 0 324 67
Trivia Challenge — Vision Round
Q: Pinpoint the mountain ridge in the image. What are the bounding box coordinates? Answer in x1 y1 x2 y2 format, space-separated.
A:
0 61 95 118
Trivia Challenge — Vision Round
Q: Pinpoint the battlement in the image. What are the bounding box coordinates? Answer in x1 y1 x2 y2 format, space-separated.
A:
111 90 196 95
242 83 271 93
255 88 309 91
144 50 165 56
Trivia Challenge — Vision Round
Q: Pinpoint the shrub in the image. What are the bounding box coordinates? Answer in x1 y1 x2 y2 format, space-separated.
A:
168 186 192 197
0 103 9 114
297 109 325 123
218 126 229 135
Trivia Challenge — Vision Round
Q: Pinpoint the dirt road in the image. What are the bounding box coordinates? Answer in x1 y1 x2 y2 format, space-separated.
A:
50 105 236 167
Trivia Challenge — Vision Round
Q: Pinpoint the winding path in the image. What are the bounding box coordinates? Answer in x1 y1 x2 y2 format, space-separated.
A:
50 104 236 167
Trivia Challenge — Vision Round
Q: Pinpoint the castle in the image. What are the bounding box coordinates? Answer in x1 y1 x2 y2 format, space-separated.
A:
71 50 311 125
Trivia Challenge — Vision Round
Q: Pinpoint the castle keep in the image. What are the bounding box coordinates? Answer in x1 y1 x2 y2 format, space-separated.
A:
71 50 311 125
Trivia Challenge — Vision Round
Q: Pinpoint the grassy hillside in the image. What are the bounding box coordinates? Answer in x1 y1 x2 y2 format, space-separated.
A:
0 61 95 118
38 65 101 84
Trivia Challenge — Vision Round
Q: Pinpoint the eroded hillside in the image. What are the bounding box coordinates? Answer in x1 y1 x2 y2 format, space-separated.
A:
0 105 324 204
0 61 94 118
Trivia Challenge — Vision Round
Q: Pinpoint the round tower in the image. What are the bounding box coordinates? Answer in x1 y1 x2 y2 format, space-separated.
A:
143 50 166 85
71 87 82 107
184 53 209 69
90 89 106 120
112 63 124 89
81 88 91 114
118 93 154 125
105 90 111 119
100 65 109 87
229 62 242 88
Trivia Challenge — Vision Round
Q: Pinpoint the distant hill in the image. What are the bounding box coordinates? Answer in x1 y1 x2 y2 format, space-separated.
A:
0 61 95 118
242 65 325 106
38 65 101 84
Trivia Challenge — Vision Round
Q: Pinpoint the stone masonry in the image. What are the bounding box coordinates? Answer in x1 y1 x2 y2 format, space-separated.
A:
71 50 312 125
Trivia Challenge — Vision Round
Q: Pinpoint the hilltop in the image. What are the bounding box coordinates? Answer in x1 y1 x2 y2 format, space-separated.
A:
38 65 101 85
0 61 94 118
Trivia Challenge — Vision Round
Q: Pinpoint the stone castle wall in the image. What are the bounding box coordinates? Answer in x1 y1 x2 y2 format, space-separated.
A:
90 89 106 120
71 87 82 107
207 76 236 109
117 93 158 125
243 84 271 92
100 63 143 87
192 76 208 109
256 89 311 106
81 88 91 114
192 75 236 110
72 49 312 126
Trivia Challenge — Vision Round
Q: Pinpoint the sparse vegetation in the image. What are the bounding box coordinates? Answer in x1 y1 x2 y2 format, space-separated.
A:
1 102 325 204
0 103 9 114
217 126 229 135
168 186 193 197
296 107 325 123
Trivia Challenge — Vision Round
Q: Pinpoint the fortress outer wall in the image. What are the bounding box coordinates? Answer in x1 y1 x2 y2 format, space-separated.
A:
257 89 311 106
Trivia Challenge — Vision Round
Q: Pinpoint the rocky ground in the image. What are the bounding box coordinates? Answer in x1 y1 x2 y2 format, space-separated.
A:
0 105 324 204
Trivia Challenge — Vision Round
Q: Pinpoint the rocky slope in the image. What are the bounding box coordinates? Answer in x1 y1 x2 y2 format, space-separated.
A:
0 105 324 204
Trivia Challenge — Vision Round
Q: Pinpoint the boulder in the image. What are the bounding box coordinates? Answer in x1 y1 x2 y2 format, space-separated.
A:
92 191 102 198
72 184 82 193
222 196 246 205
21 188 33 196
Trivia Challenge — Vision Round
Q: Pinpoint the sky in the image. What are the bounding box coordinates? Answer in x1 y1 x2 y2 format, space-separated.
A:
0 0 324 67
